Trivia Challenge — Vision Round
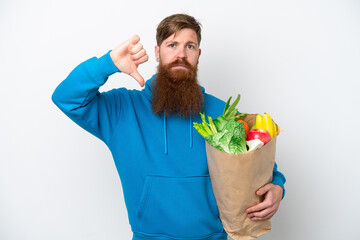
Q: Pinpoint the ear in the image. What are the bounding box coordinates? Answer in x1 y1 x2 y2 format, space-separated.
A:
197 48 201 64
155 45 160 60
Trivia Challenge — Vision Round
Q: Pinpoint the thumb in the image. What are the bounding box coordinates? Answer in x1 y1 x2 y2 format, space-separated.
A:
256 184 271 196
130 70 145 87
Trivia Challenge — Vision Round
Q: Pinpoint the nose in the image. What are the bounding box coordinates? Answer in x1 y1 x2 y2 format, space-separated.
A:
176 47 187 59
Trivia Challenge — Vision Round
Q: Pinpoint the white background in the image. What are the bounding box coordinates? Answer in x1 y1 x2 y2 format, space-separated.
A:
1 0 359 239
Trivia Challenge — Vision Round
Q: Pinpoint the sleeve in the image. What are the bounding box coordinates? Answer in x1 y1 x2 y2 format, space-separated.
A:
271 162 286 199
51 51 123 144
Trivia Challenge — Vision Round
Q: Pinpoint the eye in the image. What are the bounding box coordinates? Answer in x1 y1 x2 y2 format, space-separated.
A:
187 44 197 50
168 43 176 48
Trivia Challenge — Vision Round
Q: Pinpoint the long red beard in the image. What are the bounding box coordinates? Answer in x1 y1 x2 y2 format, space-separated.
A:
151 58 204 117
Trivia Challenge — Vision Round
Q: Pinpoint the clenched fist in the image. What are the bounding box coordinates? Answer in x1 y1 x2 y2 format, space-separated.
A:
110 35 149 87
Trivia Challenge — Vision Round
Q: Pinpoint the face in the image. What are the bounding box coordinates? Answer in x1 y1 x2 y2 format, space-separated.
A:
155 28 201 69
151 28 204 117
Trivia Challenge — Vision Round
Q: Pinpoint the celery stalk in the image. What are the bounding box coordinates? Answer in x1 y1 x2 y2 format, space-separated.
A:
200 113 214 135
208 116 218 134
203 124 213 135
193 123 210 138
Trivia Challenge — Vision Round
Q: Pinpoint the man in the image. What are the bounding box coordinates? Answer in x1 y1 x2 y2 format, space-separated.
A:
52 14 286 240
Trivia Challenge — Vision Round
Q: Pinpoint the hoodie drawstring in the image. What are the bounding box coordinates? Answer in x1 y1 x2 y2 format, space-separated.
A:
164 112 168 155
163 113 193 155
189 115 193 149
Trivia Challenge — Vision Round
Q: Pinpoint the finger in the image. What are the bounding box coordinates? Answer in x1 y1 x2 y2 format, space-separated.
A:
122 35 140 50
250 209 275 221
262 210 275 220
130 70 145 87
130 42 143 54
131 48 147 61
131 34 140 45
246 201 271 214
248 205 272 218
256 184 272 196
134 54 149 66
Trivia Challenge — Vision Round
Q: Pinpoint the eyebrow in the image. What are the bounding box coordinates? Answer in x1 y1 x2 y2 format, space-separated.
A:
165 40 198 47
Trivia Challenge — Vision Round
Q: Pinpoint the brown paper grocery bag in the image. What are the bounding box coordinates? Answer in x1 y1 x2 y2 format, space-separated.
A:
206 114 279 240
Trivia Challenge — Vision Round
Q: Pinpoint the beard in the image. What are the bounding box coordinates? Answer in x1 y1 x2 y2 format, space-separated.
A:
151 58 204 118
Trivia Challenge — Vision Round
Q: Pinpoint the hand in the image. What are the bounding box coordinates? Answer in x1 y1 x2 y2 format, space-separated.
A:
245 183 283 221
110 35 149 87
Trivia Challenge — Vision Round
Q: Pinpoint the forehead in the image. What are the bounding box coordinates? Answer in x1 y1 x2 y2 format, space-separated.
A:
162 28 199 45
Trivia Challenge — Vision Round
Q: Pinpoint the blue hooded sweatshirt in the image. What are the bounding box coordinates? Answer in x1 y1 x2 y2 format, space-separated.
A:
52 51 286 240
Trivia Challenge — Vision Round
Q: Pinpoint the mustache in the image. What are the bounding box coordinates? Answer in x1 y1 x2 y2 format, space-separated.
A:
166 58 194 70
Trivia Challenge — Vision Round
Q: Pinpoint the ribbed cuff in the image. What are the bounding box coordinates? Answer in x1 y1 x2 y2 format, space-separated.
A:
93 50 121 80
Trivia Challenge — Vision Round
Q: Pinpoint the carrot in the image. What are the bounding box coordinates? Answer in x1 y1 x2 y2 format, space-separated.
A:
237 120 249 138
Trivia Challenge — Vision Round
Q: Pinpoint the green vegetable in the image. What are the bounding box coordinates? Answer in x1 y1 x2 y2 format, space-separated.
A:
208 116 218 134
193 113 218 138
234 113 247 121
223 94 241 120
193 123 210 138
193 95 248 154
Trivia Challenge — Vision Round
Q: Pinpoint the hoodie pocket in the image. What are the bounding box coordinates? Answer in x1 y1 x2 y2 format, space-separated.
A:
133 175 223 238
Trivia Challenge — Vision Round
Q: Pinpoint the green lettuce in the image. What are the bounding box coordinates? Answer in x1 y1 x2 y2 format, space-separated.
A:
193 94 247 154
